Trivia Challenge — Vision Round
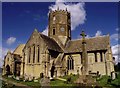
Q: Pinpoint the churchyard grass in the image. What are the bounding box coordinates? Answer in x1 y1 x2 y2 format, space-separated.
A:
2 74 120 87
50 74 78 87
2 75 40 88
50 79 75 87
97 73 120 88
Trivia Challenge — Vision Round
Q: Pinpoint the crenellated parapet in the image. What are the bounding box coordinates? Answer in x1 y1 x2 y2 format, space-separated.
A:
49 8 70 15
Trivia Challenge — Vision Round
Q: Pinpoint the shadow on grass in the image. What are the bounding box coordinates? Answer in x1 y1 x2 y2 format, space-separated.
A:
110 83 120 88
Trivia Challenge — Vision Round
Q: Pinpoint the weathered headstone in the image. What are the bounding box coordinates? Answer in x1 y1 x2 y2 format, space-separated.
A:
28 75 33 81
16 76 20 80
111 71 116 80
8 75 12 78
40 77 50 88
24 75 29 82
34 79 38 82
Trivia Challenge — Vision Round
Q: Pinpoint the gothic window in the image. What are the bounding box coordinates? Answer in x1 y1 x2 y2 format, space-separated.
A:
95 52 97 62
8 58 9 61
28 47 31 63
53 29 55 35
33 45 35 63
67 56 74 70
100 52 103 62
37 45 40 62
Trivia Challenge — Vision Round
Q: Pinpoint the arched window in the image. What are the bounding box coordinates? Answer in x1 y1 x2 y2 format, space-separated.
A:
100 52 103 62
67 55 74 70
28 47 31 63
94 52 97 62
53 29 55 35
33 45 35 63
37 45 40 62
8 58 9 61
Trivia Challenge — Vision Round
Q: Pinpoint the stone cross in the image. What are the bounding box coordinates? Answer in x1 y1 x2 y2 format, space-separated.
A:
80 31 88 75
80 31 86 40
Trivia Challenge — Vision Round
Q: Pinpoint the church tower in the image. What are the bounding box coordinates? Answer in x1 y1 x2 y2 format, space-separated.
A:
48 8 71 46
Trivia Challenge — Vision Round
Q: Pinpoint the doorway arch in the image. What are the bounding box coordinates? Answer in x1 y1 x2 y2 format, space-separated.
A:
6 65 10 75
51 66 55 77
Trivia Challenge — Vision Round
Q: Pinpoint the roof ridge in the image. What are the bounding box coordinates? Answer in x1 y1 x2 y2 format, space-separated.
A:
71 35 109 42
13 44 25 53
39 32 63 52
39 32 56 41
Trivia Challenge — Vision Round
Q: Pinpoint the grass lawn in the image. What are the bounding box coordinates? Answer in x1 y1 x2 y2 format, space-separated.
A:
50 79 75 86
2 73 120 88
97 73 120 88
61 74 79 82
20 81 40 87
2 75 77 87
2 76 40 88
50 74 79 87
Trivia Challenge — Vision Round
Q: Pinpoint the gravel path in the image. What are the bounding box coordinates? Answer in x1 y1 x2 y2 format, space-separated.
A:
0 77 32 88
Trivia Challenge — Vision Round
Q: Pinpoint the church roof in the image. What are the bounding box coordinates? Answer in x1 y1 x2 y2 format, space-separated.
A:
13 44 25 56
65 35 110 53
39 33 63 52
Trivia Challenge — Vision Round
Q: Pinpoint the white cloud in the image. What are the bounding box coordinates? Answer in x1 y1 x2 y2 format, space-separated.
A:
116 28 119 31
6 37 16 45
110 28 120 41
110 33 120 41
111 44 120 64
42 26 48 36
42 0 86 35
95 30 102 36
86 35 90 38
0 47 2 59
1 0 119 2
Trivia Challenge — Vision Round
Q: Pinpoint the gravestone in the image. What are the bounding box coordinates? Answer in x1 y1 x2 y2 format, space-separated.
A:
40 77 50 88
111 71 116 80
34 79 38 82
24 75 29 82
16 76 20 80
28 75 33 81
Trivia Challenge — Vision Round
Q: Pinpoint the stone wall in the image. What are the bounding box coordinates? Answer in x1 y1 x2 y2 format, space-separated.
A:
3 52 14 75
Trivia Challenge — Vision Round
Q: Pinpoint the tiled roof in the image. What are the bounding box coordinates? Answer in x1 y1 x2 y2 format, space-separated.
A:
65 35 109 53
13 44 25 56
39 33 63 52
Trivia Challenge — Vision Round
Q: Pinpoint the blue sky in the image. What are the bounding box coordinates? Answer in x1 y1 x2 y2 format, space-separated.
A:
1 2 119 65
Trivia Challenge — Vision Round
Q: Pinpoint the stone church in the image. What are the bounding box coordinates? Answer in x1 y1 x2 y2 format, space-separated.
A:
3 9 115 79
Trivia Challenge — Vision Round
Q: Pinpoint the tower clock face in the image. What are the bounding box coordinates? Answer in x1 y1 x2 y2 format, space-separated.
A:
60 27 65 32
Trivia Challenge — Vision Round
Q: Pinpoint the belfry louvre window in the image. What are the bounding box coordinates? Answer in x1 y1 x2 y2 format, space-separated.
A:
37 45 40 62
33 45 35 63
67 56 74 70
53 29 55 35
